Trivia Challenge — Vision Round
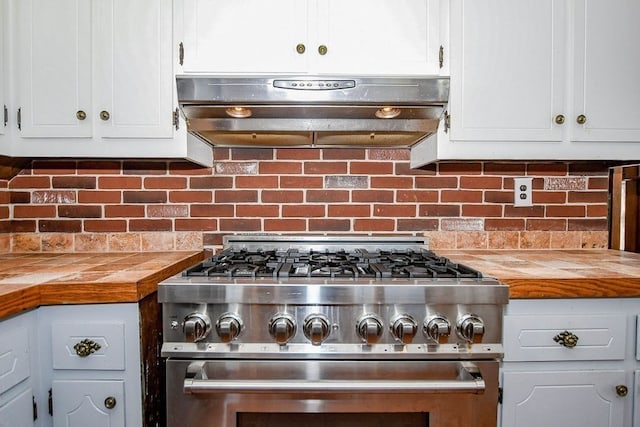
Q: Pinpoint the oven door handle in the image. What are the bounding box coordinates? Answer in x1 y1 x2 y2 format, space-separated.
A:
183 361 486 394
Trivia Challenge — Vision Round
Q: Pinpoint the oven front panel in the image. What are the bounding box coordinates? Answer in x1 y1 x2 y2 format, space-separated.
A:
166 359 499 427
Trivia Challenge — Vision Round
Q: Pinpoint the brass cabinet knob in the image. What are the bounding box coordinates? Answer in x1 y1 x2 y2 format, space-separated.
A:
576 114 587 124
104 396 117 409
554 114 565 125
296 43 306 54
73 339 101 357
616 385 628 397
553 330 579 348
76 110 87 120
100 110 110 121
318 44 328 55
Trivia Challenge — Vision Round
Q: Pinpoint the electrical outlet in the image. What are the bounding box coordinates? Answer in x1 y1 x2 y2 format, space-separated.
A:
513 177 533 207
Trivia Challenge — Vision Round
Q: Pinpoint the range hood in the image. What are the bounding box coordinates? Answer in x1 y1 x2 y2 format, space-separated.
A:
176 75 449 148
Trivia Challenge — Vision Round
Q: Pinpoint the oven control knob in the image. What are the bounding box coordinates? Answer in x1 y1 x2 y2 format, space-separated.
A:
183 313 212 342
356 314 384 345
303 314 330 345
457 314 485 344
423 315 451 344
390 314 418 344
215 313 243 343
269 313 297 345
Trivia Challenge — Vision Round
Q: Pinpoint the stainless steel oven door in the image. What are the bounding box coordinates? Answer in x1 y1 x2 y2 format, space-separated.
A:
166 359 499 427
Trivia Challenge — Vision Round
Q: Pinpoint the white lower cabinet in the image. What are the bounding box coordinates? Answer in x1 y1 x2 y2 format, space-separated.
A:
501 299 639 427
51 380 125 427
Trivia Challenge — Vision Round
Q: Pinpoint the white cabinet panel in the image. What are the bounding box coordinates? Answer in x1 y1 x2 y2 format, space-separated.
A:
0 318 31 395
0 0 6 143
0 388 33 427
52 380 124 427
51 321 125 371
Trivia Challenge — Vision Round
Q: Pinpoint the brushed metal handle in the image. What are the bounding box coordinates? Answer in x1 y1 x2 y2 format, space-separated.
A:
576 114 587 124
553 330 579 348
616 385 628 397
73 339 101 357
104 396 117 409
554 114 565 125
296 43 306 54
318 44 328 55
76 110 86 120
100 110 110 121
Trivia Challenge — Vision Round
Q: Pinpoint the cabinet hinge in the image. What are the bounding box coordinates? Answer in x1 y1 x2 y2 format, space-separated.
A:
173 108 180 130
33 395 38 420
179 42 184 66
48 388 53 416
17 107 21 130
498 387 503 404
443 111 450 133
3 104 7 127
439 45 444 69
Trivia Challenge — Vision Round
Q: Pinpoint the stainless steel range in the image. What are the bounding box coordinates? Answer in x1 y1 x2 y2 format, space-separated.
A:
160 235 509 427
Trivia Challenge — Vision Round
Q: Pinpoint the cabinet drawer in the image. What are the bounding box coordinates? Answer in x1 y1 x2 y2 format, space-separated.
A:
0 319 31 394
51 321 125 370
504 314 626 361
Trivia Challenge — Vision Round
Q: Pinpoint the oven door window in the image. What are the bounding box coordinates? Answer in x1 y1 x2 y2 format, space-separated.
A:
238 413 428 427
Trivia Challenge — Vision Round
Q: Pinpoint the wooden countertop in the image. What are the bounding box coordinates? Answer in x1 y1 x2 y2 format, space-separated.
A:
0 251 204 320
439 249 640 299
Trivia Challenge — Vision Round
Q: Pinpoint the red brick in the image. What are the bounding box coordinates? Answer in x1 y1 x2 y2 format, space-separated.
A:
323 148 366 160
370 177 413 188
527 219 567 231
14 205 56 218
419 204 460 217
276 149 320 160
373 204 416 217
84 220 127 232
213 148 230 160
526 163 568 176
202 233 224 246
504 177 544 190
460 176 502 189
9 191 30 204
130 219 172 231
236 176 278 188
567 191 608 203
532 191 567 204
191 204 235 217
9 176 51 189
368 149 409 161
99 176 142 189
328 204 370 217
484 219 525 231
169 191 212 203
415 176 458 188
568 162 610 175
280 176 324 188
352 190 393 203
168 162 212 175
587 205 608 217
77 161 122 174
144 177 187 189
568 218 608 231
231 148 274 160
504 206 545 217
350 162 393 175
105 205 145 218
354 219 394 231
306 190 349 203
215 190 258 203
32 160 76 174
546 205 586 217
11 220 37 232
484 191 513 203
484 163 526 175
78 191 122 204
396 190 438 203
0 220 10 232
309 219 350 231
147 205 189 217
259 161 303 174
397 219 439 231
190 176 233 189
304 162 348 175
236 205 280 217
438 162 482 175
441 190 483 203
461 205 503 217
282 205 325 217
219 219 262 231
0 206 8 219
264 219 306 231
176 219 219 231
123 191 167 203
123 161 167 175
52 176 96 189
39 220 82 232
395 162 437 175
58 205 102 218
0 192 10 204
588 177 609 190
262 190 304 203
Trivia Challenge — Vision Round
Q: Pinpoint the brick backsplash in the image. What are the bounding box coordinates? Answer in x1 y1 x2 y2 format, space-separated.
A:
0 149 612 252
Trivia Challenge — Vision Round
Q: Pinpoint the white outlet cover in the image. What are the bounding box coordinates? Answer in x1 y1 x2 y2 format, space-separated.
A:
513 177 533 207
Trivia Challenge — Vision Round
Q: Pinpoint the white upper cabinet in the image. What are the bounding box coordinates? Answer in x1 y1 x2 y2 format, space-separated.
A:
177 0 446 76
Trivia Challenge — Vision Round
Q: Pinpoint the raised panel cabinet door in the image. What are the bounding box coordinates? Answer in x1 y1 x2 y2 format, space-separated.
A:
16 0 92 138
52 380 124 427
93 0 175 139
449 0 565 142
179 0 309 74
502 370 626 427
0 0 6 142
315 0 441 75
0 388 33 427
572 0 640 142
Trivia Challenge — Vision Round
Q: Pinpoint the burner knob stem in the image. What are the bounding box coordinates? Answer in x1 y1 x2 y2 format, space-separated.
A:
457 314 485 344
215 313 243 343
356 314 384 345
303 314 330 345
183 313 212 343
423 315 451 344
269 313 297 345
390 315 418 345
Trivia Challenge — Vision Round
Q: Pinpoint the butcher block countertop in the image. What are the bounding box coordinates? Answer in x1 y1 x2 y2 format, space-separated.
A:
0 251 204 320
440 249 640 299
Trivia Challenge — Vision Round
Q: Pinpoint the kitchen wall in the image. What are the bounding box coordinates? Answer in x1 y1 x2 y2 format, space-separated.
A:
0 148 611 253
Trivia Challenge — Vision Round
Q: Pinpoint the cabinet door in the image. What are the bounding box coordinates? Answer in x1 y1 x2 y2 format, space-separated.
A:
93 0 175 139
314 0 441 75
52 380 124 427
0 0 6 144
502 370 626 427
178 0 308 74
449 0 565 142
16 0 92 138
0 388 33 427
572 0 640 142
